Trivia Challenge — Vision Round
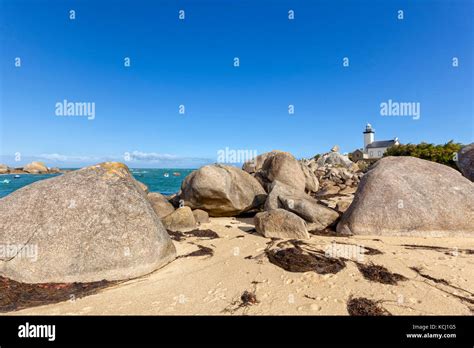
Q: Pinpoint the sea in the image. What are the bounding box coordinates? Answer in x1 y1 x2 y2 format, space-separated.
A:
0 168 194 199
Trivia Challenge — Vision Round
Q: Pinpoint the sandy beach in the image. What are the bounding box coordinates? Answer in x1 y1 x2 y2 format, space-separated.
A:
8 217 473 316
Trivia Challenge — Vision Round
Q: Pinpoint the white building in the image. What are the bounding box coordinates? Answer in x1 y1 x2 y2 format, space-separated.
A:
362 124 399 159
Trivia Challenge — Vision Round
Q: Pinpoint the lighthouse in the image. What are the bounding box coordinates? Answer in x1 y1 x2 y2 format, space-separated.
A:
363 123 375 150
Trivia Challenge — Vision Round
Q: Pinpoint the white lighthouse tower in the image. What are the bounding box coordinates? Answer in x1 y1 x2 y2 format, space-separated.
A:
363 123 375 150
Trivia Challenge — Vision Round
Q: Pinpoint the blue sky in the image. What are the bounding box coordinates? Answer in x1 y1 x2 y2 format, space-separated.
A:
1 0 472 168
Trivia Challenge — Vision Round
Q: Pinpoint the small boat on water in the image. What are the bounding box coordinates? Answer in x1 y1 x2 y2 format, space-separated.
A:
14 175 21 179
172 172 181 177
164 173 169 178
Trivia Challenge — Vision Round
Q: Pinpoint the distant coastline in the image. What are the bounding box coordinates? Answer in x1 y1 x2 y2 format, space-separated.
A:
0 167 194 198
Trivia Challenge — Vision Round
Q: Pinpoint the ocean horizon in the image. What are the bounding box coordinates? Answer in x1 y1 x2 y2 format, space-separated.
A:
0 168 196 198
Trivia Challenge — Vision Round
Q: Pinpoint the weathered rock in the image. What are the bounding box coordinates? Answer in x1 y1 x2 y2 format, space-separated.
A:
336 199 352 213
22 161 48 174
331 145 340 152
339 186 357 195
136 180 149 193
148 192 175 218
337 156 474 237
457 143 474 182
279 196 340 231
193 209 210 224
316 184 341 197
48 167 61 174
161 206 196 232
0 164 9 174
256 151 306 192
300 162 319 192
264 180 300 211
316 152 354 169
180 164 266 217
254 209 309 239
242 152 275 174
0 162 176 283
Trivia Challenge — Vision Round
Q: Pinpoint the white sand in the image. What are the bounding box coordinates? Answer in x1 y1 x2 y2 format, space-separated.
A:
8 217 474 315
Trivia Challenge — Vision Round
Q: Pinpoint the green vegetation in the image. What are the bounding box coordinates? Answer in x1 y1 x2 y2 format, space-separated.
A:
384 141 463 170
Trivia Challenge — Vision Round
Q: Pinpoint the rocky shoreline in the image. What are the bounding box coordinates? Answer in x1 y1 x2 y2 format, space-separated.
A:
0 161 70 175
0 145 473 314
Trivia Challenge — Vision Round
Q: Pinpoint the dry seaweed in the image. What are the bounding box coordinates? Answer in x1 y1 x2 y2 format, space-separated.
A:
222 288 259 314
167 229 219 241
167 230 186 241
178 244 214 259
347 297 391 316
356 262 407 285
308 227 343 237
240 290 258 305
186 229 219 239
410 267 474 298
266 247 345 274
402 244 473 255
0 276 117 313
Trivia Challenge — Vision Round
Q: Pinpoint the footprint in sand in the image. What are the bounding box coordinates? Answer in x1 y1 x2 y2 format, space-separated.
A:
203 285 228 303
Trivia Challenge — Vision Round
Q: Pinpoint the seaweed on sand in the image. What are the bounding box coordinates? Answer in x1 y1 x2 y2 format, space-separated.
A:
266 247 345 274
167 230 186 241
222 289 259 314
167 229 219 241
355 262 407 285
308 227 342 237
177 244 214 259
347 296 391 316
402 244 473 256
240 290 258 306
186 229 219 239
410 266 474 307
0 276 118 313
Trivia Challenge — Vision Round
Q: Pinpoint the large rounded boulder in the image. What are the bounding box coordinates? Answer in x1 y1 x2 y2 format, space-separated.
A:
22 161 48 174
161 206 196 232
0 164 9 174
457 143 474 182
337 156 474 237
254 209 309 239
0 162 176 283
180 164 266 217
147 192 175 218
255 151 306 192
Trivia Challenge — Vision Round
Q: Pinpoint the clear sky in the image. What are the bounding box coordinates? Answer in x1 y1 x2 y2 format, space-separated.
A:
1 0 473 168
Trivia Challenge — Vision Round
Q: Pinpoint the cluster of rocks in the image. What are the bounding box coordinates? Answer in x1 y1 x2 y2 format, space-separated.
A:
173 150 342 240
0 161 62 175
301 147 364 214
1 143 472 284
143 190 210 233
